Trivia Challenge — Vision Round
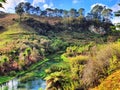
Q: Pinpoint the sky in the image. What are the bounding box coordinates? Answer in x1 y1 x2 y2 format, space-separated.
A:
0 0 120 23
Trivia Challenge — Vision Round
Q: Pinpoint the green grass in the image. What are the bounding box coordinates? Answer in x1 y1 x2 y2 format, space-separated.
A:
0 76 14 84
0 23 36 47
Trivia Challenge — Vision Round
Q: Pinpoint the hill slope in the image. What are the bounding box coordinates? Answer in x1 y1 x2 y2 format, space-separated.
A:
0 14 120 90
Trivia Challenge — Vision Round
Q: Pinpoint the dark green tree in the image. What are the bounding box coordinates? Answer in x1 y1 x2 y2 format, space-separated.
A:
24 2 31 14
91 4 105 20
15 2 25 22
78 8 85 17
54 8 59 17
102 8 113 22
35 6 41 15
70 8 77 18
46 8 54 17
63 10 68 17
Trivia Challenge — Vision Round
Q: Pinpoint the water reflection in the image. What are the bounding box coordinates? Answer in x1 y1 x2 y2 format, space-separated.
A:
0 78 46 90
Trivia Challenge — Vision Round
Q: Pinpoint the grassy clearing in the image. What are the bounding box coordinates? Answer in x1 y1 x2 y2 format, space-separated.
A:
0 23 36 47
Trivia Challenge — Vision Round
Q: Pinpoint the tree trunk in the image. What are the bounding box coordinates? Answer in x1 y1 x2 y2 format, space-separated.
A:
19 15 22 23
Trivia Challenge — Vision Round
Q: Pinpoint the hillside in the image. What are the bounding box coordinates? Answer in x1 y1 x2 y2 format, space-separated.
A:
0 14 18 27
0 13 120 90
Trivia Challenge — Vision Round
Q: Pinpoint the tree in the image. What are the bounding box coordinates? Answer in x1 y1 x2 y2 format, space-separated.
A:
28 5 34 14
101 8 113 22
23 2 31 14
63 10 68 17
59 9 64 17
70 8 77 18
91 4 105 20
41 10 47 17
15 2 25 22
35 6 41 15
78 8 85 17
46 8 54 17
54 8 59 17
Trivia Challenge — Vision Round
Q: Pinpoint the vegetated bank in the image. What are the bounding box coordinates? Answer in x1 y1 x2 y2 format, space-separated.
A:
0 13 120 90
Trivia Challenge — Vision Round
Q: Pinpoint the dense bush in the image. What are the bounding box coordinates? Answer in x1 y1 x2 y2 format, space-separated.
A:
92 70 120 90
59 41 120 89
82 42 120 88
48 39 68 53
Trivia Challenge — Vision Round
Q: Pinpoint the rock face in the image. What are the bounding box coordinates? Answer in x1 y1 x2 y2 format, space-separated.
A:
89 25 106 35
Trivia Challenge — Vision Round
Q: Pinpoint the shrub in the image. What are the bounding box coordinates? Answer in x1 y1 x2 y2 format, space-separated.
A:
66 55 89 89
45 63 69 74
64 44 93 58
45 72 73 90
9 71 16 76
49 39 68 53
68 55 88 63
91 70 120 90
82 42 120 88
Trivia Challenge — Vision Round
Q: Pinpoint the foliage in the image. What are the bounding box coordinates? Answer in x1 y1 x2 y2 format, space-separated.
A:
45 62 71 90
60 41 120 89
45 71 71 90
0 3 120 89
19 72 34 82
9 71 17 76
0 76 13 84
0 24 49 75
15 2 25 22
82 42 120 88
89 4 112 22
63 44 93 58
92 70 120 90
49 39 68 53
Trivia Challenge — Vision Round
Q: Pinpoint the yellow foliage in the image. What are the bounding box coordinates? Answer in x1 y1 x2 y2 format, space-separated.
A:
92 70 120 90
68 55 88 62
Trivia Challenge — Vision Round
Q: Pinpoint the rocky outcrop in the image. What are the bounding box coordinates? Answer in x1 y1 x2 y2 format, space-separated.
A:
89 25 106 35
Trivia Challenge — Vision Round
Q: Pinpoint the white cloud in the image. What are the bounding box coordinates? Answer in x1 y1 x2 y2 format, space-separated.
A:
0 0 27 13
112 17 120 24
111 3 120 24
72 0 80 4
111 3 120 12
91 3 106 9
32 0 45 6
32 0 54 10
43 2 54 9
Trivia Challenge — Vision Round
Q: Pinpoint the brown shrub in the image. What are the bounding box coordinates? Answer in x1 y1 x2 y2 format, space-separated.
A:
82 42 120 88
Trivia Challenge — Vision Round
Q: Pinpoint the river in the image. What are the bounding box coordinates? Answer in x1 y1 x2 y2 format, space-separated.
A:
0 78 46 90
